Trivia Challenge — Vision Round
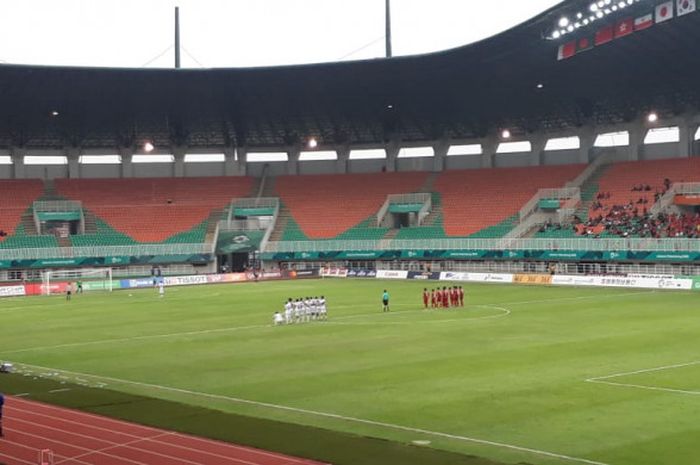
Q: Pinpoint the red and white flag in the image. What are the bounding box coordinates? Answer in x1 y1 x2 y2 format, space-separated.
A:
656 1 674 22
557 41 576 61
614 18 634 38
634 13 654 30
677 0 696 16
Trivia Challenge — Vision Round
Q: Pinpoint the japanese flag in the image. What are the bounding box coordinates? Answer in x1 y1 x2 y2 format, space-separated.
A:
677 0 696 16
656 1 674 22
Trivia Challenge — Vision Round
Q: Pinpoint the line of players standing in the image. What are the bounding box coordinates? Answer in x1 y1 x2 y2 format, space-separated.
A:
275 296 328 325
423 286 464 309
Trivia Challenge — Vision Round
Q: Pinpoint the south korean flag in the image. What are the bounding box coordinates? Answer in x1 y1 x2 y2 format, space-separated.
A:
677 0 696 16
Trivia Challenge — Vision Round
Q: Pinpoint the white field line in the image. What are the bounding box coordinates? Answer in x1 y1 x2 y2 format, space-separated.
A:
10 362 611 465
585 360 700 396
0 291 652 356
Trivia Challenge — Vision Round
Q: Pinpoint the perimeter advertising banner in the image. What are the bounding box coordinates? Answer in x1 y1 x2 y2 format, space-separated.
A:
0 285 26 297
551 275 692 290
407 271 441 280
439 272 514 283
376 270 409 280
513 274 553 285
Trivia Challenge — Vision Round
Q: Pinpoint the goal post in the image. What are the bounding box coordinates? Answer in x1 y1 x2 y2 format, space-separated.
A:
41 268 113 296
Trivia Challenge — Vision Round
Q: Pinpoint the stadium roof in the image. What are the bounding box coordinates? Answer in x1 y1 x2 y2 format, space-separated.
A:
1 0 699 150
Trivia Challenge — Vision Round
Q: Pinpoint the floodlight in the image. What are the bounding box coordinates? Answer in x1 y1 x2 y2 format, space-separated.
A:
501 129 511 139
307 137 318 149
143 141 155 153
50 110 59 116
536 83 544 89
552 30 561 39
559 17 570 27
596 11 604 18
577 12 584 19
590 3 599 11
647 112 659 123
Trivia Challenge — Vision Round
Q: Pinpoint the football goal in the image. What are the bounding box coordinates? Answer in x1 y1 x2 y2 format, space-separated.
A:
41 268 113 295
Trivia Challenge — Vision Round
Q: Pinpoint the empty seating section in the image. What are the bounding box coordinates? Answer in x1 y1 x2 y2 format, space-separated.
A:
335 218 389 240
435 165 585 237
70 218 137 247
0 225 59 249
56 177 253 242
591 158 700 218
275 172 428 239
0 180 44 243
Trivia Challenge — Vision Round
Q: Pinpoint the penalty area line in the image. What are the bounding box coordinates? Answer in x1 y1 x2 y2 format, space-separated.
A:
11 361 610 465
585 359 700 397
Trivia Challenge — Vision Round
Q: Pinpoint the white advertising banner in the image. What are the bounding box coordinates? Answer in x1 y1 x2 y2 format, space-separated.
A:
551 275 692 290
439 272 514 283
376 270 409 280
321 267 349 278
163 275 209 287
0 285 27 297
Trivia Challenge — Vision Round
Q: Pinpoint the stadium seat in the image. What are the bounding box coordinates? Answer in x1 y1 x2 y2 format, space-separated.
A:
435 165 585 237
56 177 253 243
0 179 45 244
274 172 428 239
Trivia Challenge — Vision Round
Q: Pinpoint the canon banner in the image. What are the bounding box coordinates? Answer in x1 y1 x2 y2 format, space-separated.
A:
376 270 409 280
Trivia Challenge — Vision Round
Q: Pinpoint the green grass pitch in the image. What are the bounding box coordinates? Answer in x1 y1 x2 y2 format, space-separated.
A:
1 279 699 465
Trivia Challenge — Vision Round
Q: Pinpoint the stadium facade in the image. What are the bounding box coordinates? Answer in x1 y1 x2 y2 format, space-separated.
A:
0 0 699 283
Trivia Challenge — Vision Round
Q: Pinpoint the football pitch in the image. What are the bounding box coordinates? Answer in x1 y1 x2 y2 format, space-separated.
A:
1 279 699 465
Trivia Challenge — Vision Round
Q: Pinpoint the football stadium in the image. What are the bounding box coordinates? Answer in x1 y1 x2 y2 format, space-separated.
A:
1 1 700 465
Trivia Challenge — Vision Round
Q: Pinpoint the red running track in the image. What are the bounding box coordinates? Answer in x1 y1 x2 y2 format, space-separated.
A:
0 396 327 465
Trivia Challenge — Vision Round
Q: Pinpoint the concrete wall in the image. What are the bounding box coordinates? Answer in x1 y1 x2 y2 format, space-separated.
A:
79 164 123 178
131 163 174 178
543 149 580 166
24 164 69 179
184 162 225 177
444 155 483 170
396 157 434 172
298 160 338 175
640 142 681 160
494 153 530 168
348 159 387 173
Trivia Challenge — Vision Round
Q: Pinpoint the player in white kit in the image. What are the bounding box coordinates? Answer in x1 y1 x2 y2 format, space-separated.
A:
284 299 293 324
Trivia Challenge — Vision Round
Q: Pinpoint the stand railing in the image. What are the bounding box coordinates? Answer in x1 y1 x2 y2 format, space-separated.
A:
264 237 700 253
0 243 212 261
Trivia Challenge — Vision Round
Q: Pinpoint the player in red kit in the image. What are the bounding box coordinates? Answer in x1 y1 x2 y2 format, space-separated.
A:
423 288 429 309
459 286 465 306
430 289 436 308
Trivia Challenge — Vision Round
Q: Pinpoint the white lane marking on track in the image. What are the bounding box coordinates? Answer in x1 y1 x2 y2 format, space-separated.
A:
9 397 325 465
10 362 611 465
585 360 700 396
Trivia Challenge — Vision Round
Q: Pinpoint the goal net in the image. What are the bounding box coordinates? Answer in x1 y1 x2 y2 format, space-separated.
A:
41 268 113 296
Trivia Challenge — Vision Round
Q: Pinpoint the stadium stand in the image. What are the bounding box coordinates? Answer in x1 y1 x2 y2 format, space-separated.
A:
55 177 254 243
434 165 586 237
577 157 700 238
0 179 46 246
274 172 428 239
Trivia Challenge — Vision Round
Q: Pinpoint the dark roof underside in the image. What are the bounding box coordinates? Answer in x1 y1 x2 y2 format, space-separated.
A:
1 0 699 149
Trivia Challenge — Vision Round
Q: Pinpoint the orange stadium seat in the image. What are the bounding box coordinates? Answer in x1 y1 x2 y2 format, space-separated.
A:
55 177 254 242
435 165 585 237
591 158 700 218
275 172 429 238
0 180 44 242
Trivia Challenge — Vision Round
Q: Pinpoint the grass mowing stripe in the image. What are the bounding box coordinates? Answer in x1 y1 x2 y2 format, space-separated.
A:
10 362 610 465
